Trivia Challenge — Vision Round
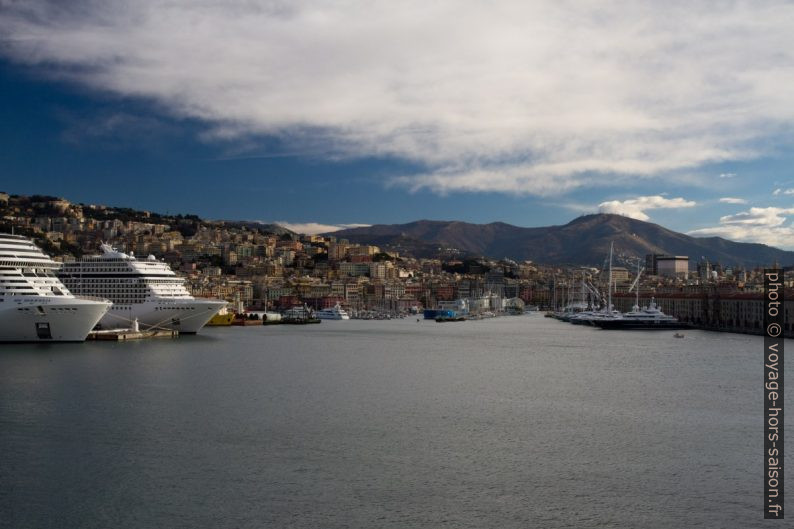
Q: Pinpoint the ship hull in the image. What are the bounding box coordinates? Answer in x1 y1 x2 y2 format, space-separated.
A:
315 313 350 320
0 297 111 342
423 309 455 320
98 299 227 333
205 313 236 326
593 320 690 330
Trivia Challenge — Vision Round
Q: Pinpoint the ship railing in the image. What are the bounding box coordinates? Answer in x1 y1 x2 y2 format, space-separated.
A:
193 297 228 303
74 295 113 303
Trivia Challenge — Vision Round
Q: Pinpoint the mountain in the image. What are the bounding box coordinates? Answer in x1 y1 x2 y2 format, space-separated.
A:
222 220 296 237
327 214 794 267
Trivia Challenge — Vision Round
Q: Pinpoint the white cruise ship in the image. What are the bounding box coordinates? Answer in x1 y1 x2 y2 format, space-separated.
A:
315 303 350 320
59 244 226 333
0 233 111 342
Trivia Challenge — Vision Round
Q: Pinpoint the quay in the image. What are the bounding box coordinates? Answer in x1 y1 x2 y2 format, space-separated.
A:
87 329 179 341
231 319 262 326
281 318 321 325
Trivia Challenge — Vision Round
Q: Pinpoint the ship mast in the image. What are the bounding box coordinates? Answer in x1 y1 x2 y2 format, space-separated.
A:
607 242 613 314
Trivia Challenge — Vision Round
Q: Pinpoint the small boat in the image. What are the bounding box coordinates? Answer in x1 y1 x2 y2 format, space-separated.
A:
435 316 466 322
315 303 350 320
282 304 321 324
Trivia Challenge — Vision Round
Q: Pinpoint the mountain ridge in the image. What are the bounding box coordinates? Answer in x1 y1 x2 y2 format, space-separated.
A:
326 214 794 267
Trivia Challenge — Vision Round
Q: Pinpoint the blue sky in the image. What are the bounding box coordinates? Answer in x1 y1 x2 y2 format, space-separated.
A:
2 1 794 247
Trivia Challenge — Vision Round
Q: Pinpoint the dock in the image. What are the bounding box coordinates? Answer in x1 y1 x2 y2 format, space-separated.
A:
231 319 262 326
87 329 179 341
281 318 321 325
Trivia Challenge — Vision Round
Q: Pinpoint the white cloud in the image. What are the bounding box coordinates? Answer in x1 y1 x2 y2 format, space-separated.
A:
275 222 370 235
597 195 696 221
719 197 748 204
688 206 794 248
783 189 794 195
774 188 783 195
719 173 737 179
2 2 794 195
718 207 794 227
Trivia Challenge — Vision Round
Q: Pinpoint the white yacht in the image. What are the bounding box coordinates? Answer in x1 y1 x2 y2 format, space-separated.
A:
0 233 111 342
315 303 350 320
59 244 226 333
594 298 687 330
568 307 622 325
282 305 314 320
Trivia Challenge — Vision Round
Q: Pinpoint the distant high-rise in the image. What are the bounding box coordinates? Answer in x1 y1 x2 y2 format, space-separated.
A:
645 253 660 275
646 254 689 279
658 256 689 278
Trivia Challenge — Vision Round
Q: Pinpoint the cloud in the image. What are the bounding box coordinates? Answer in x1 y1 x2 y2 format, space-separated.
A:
56 110 178 149
718 207 794 227
553 201 598 214
2 1 794 195
597 195 696 221
719 173 737 179
274 222 370 235
773 188 782 195
688 206 794 248
719 197 748 204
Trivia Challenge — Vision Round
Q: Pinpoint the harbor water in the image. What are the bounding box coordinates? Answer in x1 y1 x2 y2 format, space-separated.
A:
0 315 789 528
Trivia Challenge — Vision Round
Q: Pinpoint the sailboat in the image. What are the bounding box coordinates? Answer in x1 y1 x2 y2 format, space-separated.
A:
568 242 622 325
593 258 688 330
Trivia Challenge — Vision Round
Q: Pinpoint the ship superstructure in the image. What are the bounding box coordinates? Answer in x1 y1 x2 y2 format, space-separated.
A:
59 244 225 333
0 233 111 341
315 303 350 320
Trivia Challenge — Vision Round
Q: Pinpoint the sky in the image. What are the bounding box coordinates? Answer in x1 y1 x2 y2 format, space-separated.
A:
1 1 794 246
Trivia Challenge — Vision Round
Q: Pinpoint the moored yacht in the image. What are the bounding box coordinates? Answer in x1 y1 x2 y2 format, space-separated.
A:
593 255 687 330
568 307 622 325
0 233 111 342
315 303 350 320
593 298 688 330
58 244 226 333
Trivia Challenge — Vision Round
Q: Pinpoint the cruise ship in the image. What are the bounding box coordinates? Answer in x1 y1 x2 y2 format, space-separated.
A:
59 244 226 333
315 303 350 320
0 233 111 342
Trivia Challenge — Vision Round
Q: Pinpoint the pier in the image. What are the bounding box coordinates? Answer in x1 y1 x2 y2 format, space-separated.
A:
87 329 179 341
